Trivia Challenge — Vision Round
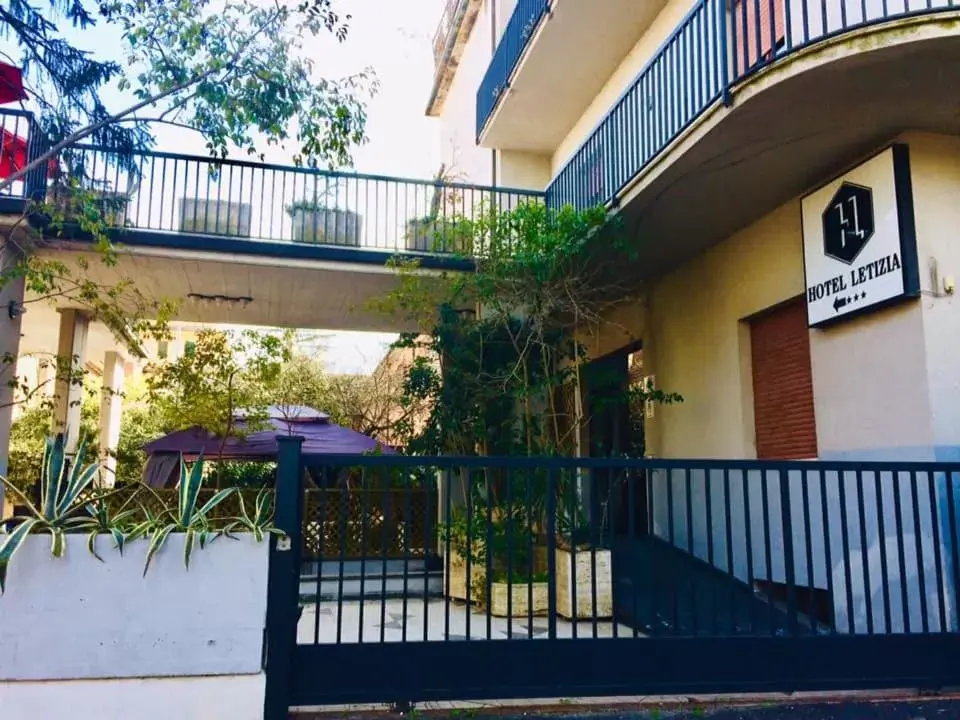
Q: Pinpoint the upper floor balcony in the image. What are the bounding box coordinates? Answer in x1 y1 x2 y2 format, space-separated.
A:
541 0 960 282
0 109 542 271
476 0 670 150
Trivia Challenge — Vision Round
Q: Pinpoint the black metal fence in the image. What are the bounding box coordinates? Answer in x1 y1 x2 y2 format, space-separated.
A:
37 143 542 254
264 441 960 712
0 109 45 203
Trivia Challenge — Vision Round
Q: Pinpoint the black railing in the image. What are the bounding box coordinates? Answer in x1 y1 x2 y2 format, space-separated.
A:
541 0 960 210
0 108 45 203
475 0 550 141
0 112 545 257
284 453 959 644
266 445 960 708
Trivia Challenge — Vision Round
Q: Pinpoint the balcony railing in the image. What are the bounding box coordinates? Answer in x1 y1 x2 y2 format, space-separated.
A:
433 0 470 67
0 109 47 209
475 0 550 141
0 118 544 258
542 0 960 211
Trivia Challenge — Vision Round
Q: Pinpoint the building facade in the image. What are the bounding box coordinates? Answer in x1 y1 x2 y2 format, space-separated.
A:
428 0 960 464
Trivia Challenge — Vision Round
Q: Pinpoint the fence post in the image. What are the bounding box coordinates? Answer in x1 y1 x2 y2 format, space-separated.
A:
263 435 305 720
779 467 799 636
719 0 732 106
546 465 558 640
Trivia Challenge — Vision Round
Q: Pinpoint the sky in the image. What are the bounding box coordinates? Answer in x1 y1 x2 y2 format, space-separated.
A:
3 0 445 375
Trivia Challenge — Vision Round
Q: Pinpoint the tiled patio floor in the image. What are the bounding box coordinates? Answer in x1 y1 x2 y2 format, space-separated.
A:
297 598 632 644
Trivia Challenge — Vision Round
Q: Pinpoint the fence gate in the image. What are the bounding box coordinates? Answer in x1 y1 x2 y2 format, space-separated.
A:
263 438 960 718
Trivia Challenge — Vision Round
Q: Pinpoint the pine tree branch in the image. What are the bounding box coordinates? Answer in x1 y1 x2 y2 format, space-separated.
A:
0 5 286 192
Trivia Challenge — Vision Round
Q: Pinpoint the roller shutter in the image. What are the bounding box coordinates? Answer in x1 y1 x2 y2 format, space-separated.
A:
750 298 817 460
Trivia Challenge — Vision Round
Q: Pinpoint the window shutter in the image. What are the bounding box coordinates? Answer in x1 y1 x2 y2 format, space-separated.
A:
750 298 817 460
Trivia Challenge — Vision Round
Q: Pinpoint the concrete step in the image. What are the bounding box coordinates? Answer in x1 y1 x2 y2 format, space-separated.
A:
299 559 442 601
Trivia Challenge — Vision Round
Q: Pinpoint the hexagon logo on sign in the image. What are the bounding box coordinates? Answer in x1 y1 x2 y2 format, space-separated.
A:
821 182 875 264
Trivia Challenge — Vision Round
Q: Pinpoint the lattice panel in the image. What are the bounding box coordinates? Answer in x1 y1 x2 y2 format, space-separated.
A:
302 489 434 560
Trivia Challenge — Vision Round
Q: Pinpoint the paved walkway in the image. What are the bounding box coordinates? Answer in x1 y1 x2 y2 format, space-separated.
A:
297 598 630 644
291 695 960 718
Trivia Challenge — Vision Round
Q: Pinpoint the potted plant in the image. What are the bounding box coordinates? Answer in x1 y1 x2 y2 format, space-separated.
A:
0 434 276 684
179 197 252 237
442 482 548 617
403 164 473 254
287 199 361 246
554 475 614 620
48 180 131 227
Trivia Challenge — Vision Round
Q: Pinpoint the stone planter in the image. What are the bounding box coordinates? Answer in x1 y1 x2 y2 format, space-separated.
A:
444 545 549 617
0 533 269 720
404 217 472 254
179 197 251 237
489 580 549 618
405 217 440 252
48 184 129 226
444 548 486 604
556 546 613 619
291 207 361 246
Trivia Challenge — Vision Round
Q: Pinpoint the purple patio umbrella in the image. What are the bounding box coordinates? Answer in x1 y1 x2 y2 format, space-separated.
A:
141 405 392 487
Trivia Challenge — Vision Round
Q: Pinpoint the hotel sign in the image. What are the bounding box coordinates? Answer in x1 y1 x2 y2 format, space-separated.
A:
801 145 920 327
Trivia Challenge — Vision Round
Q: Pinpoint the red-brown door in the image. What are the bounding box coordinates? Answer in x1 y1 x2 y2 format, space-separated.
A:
750 297 818 460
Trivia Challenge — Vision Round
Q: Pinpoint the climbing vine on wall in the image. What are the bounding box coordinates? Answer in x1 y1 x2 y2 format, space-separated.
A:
370 200 681 459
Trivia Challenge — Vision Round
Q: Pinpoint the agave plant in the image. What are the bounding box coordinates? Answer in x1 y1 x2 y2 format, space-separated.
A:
82 491 141 561
0 434 123 592
133 454 236 575
224 488 280 542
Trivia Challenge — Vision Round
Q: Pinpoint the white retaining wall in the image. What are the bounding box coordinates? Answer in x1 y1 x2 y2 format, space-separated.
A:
0 533 269 719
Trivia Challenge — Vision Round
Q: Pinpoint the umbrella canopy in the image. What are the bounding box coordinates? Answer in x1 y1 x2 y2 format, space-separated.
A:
0 62 26 105
0 129 60 180
142 405 392 461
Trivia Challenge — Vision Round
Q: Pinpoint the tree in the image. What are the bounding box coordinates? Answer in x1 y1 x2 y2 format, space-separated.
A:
0 0 376 419
370 202 682 458
145 328 290 449
0 0 375 189
6 379 101 492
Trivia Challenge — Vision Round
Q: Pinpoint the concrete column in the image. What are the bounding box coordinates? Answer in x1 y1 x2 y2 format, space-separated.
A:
0 246 25 510
52 309 90 455
98 350 125 487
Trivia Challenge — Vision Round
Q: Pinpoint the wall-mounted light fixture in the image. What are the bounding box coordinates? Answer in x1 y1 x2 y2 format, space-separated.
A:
187 293 253 308
7 299 26 320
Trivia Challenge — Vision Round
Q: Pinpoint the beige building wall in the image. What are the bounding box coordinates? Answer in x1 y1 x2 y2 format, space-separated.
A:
909 132 960 458
497 149 551 189
550 0 699 174
643 201 805 459
640 133 960 461
439 0 495 185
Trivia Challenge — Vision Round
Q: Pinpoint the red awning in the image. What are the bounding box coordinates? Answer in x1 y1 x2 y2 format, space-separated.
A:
0 129 27 178
0 129 59 180
0 62 26 105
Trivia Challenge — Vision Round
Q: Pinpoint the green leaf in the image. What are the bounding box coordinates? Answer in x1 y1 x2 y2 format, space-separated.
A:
87 530 104 562
0 519 39 593
144 524 175 576
178 455 204 526
111 528 127 556
196 487 236 517
50 528 65 558
183 528 195 570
